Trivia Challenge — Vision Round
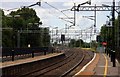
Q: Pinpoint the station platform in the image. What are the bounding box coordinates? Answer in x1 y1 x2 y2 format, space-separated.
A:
74 52 120 77
0 52 64 68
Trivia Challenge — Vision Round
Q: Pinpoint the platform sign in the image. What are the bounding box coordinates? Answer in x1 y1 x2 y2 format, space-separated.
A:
61 34 65 41
96 35 102 42
102 42 107 46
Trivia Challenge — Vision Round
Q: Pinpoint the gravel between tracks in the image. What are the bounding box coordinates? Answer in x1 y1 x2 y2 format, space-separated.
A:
22 48 94 77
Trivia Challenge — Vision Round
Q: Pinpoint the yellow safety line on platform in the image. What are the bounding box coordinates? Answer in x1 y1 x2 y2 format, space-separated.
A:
103 54 108 77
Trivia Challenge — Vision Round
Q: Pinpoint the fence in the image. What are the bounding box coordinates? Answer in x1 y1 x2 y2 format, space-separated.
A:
1 47 55 61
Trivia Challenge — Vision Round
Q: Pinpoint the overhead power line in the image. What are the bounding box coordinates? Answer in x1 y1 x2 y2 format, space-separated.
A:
44 2 70 19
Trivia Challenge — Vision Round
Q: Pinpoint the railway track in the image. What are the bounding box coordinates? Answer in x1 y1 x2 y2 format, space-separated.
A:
21 48 94 77
63 49 94 77
19 48 75 77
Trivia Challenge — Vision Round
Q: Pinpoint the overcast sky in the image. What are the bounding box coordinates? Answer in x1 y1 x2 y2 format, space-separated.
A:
1 0 120 42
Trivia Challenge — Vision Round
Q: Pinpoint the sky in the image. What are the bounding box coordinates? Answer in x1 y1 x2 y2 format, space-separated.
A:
1 0 120 42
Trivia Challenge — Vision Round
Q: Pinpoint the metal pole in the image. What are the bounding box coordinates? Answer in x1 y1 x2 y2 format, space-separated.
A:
79 30 81 47
106 23 108 54
80 30 82 47
27 24 28 47
41 28 43 47
94 4 96 33
12 16 15 48
85 31 87 48
74 3 76 26
17 30 20 48
117 12 120 47
65 24 67 34
112 0 115 51
119 12 120 47
94 4 96 27
52 29 53 45
107 16 111 57
65 24 68 46
68 27 70 47
90 31 92 48
12 15 14 61
56 27 58 45
112 0 116 67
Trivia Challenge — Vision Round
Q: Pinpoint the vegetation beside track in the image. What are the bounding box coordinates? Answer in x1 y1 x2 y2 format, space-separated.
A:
81 48 96 52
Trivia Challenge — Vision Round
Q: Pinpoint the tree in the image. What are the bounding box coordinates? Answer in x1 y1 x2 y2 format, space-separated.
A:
100 24 113 48
1 9 13 47
2 7 50 48
69 39 84 47
42 28 50 47
69 39 76 47
91 40 97 50
75 39 84 47
99 12 120 62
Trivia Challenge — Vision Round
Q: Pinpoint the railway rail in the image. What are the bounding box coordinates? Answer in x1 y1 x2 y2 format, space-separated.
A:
21 48 94 77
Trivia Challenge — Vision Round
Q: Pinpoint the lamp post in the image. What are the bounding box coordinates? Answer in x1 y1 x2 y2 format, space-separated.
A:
102 1 120 50
106 16 111 55
102 0 116 67
77 0 91 11
112 0 115 52
82 16 95 48
6 14 20 48
118 12 120 48
112 0 116 67
6 14 20 61
67 25 74 47
27 22 39 47
50 27 58 46
55 27 58 46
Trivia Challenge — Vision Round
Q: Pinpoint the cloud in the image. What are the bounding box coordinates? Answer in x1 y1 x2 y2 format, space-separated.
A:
2 0 120 31
35 7 57 26
2 0 120 43
1 0 38 2
63 1 74 7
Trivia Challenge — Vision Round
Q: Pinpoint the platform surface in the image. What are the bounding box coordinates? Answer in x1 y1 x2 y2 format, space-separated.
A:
74 52 120 77
0 52 64 68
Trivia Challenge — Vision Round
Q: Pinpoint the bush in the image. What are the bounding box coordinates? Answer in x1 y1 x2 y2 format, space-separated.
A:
116 47 120 63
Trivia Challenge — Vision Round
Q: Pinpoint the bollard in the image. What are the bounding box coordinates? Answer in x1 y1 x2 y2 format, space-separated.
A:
112 51 116 67
105 48 107 53
12 49 14 61
44 49 46 55
52 48 54 53
106 49 109 55
32 50 34 58
108 49 111 57
110 50 113 62
44 51 46 55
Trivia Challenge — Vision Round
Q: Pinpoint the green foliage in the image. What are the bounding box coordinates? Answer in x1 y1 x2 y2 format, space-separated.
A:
100 24 113 48
9 7 40 30
75 39 84 47
91 40 97 50
2 30 13 47
2 7 50 48
96 35 102 42
69 39 84 47
100 12 120 62
82 42 90 48
69 39 76 47
42 28 50 47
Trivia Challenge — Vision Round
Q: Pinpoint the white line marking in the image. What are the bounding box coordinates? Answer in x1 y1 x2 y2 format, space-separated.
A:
73 53 96 76
98 66 112 67
116 59 119 64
